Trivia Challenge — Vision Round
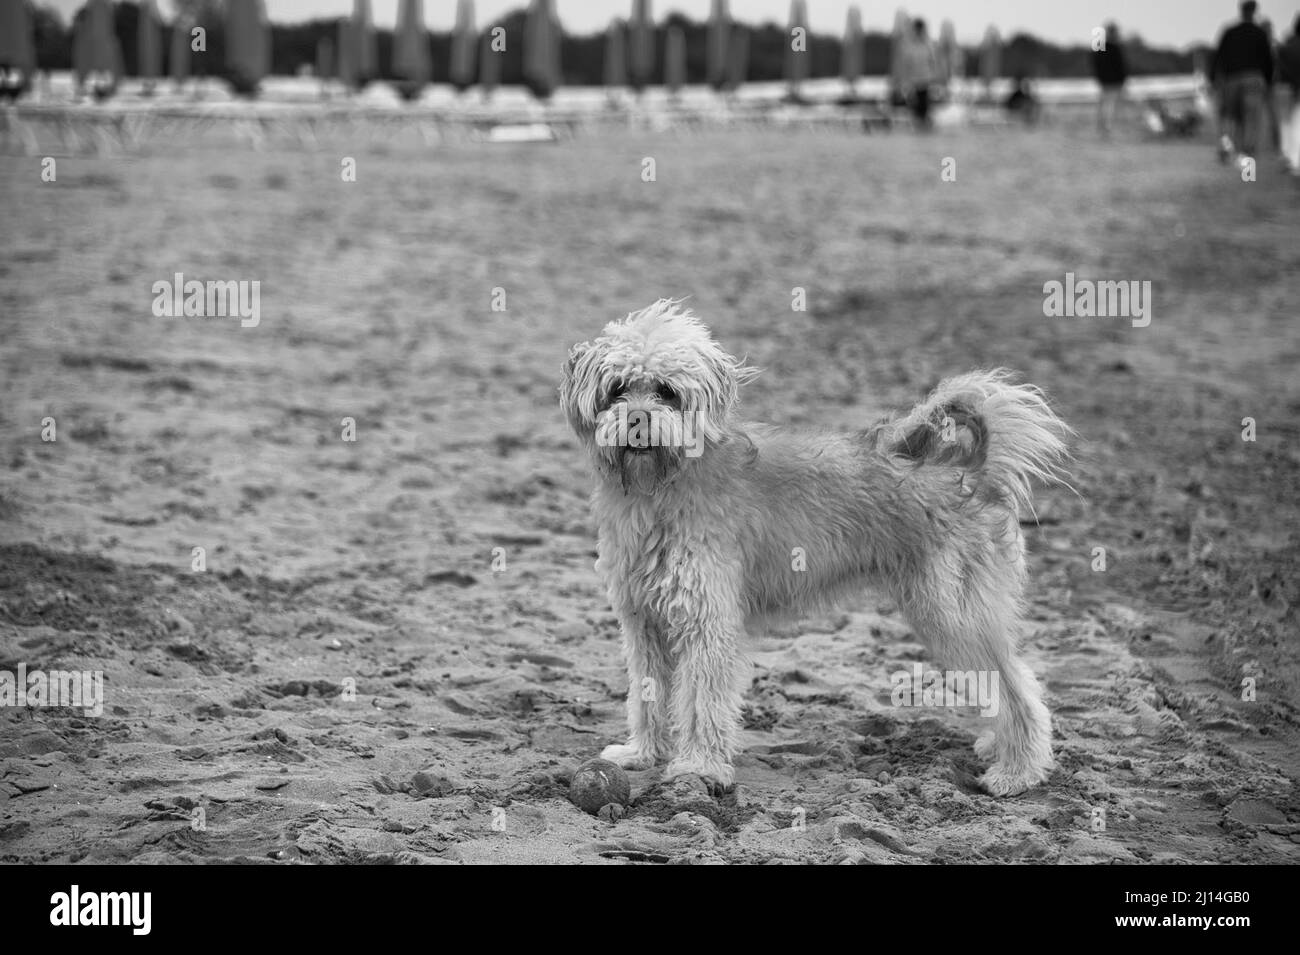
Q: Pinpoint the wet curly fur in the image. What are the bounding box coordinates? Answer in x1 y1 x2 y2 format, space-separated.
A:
560 299 1072 796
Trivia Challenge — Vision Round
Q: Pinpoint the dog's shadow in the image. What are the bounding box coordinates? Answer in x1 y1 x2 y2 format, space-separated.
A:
740 710 991 796
623 711 991 835
631 774 751 832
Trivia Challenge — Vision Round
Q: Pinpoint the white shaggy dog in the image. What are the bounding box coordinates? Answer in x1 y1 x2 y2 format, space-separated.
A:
560 300 1072 796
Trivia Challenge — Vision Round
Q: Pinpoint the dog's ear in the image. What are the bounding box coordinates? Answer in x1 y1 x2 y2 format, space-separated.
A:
559 341 597 435
690 347 759 444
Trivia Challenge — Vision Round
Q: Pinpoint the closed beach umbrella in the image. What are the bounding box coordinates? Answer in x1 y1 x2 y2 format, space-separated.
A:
351 0 376 82
726 23 747 91
337 18 356 88
261 0 271 76
170 13 192 83
449 0 476 90
604 18 625 91
0 0 36 76
938 19 961 82
664 24 685 97
73 12 88 84
85 0 120 75
785 0 808 94
890 8 910 100
137 0 162 82
76 0 122 94
523 0 561 100
979 25 1001 94
393 0 431 94
480 26 500 95
225 0 269 92
628 0 653 92
707 0 729 90
841 5 863 89
315 35 333 91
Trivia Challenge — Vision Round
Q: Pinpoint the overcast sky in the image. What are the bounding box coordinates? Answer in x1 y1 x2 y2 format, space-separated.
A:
43 0 1300 48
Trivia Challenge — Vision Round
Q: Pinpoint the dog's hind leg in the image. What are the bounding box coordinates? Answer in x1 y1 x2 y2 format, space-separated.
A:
974 654 1053 796
601 612 674 770
895 542 1053 796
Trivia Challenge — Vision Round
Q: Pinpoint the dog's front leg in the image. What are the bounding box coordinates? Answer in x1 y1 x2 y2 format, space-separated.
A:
663 594 747 791
601 611 673 769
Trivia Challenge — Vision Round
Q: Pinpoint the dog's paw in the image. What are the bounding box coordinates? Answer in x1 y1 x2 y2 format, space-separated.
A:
979 761 1050 797
659 772 729 801
600 742 657 770
973 731 997 760
663 758 734 795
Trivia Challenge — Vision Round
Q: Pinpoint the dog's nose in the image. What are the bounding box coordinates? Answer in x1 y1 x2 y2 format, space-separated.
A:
625 410 652 450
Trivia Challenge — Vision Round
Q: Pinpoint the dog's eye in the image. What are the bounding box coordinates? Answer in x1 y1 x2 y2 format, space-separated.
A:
656 383 679 406
602 381 626 409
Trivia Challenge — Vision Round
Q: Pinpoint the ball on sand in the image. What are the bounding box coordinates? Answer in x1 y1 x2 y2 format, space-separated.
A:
569 759 631 815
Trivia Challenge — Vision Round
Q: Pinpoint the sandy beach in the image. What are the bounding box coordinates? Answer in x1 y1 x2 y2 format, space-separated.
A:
1 121 1297 863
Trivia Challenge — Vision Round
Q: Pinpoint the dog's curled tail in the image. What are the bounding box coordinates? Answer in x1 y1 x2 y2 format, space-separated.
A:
886 369 1073 516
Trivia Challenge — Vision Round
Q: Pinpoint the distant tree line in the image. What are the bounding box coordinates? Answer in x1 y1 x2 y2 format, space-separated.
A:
26 2 1204 84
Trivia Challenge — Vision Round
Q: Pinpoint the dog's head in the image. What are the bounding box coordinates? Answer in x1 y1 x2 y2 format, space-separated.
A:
560 299 758 492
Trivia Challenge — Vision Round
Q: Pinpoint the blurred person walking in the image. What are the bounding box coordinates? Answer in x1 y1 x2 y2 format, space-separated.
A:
1093 22 1128 136
898 18 940 128
1212 0 1274 166
1005 73 1041 124
1279 13 1300 174
1260 18 1281 152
